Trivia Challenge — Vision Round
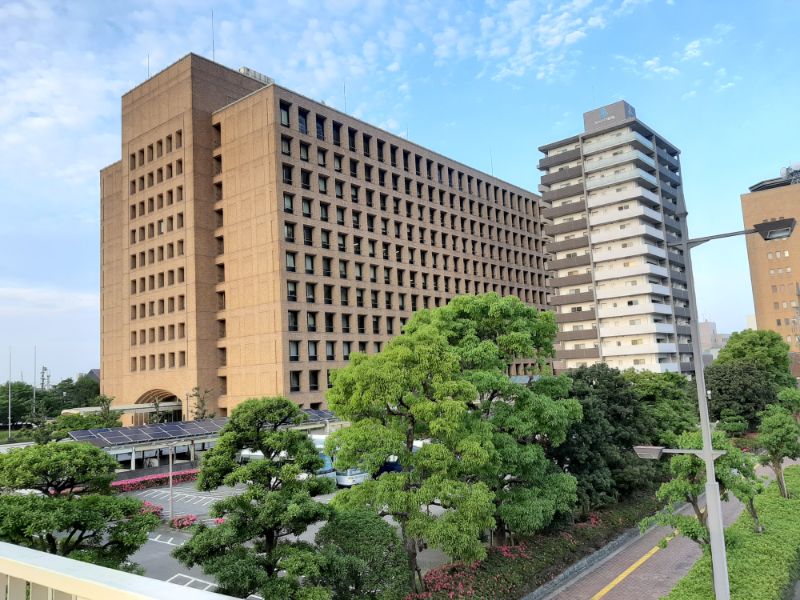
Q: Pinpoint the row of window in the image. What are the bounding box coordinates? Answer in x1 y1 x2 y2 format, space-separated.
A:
280 135 536 224
129 130 183 171
288 310 402 335
130 212 184 244
130 268 185 294
130 322 187 346
279 164 538 237
284 250 540 289
130 295 186 320
289 338 384 362
129 186 184 220
286 280 540 309
131 351 187 372
129 160 184 195
130 239 185 269
278 100 533 214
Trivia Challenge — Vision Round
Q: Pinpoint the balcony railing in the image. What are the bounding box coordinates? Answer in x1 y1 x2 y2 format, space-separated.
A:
0 541 236 600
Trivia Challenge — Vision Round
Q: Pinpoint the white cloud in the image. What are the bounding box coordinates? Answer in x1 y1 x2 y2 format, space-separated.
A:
682 40 702 61
0 284 98 316
643 56 680 78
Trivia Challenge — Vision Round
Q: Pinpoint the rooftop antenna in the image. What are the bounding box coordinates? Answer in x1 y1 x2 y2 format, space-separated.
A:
147 53 150 78
489 148 495 177
211 10 216 61
343 82 347 113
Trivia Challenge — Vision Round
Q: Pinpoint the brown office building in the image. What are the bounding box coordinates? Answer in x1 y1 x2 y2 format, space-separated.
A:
100 54 549 419
742 167 800 364
538 101 695 374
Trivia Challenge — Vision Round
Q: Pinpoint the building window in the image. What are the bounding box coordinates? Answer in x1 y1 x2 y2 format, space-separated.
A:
280 102 291 127
288 311 299 332
307 311 317 332
289 371 301 392
309 370 320 391
289 341 300 362
308 341 318 362
286 251 297 272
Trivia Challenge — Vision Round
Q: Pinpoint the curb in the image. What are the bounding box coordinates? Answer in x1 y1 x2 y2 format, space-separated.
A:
521 526 645 600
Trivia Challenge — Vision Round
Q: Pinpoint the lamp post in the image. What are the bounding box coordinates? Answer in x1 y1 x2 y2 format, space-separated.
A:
657 216 797 600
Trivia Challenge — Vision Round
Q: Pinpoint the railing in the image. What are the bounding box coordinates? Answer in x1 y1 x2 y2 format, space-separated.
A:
0 541 236 599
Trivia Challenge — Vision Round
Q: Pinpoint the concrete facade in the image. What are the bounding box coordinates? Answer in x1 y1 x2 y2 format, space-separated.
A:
741 171 800 352
101 54 548 416
538 101 695 374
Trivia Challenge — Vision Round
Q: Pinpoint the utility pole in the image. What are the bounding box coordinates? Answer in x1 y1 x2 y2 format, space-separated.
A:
32 346 36 419
7 347 12 442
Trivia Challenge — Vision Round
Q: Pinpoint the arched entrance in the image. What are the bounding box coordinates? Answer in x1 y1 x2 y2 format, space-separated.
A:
132 389 182 425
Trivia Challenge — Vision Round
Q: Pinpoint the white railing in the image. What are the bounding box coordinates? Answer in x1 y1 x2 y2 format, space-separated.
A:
584 149 655 174
585 168 657 191
0 542 236 600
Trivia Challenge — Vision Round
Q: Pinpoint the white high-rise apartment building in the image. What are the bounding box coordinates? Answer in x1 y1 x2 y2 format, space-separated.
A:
539 101 695 374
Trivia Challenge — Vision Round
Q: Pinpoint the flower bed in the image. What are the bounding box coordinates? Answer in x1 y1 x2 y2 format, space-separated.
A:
112 468 199 493
406 493 661 600
140 500 164 519
170 514 198 529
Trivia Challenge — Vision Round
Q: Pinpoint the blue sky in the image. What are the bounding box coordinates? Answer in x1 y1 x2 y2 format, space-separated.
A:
1 0 798 382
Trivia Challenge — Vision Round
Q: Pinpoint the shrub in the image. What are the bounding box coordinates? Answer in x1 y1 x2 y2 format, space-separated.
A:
665 466 800 600
170 514 197 529
140 501 164 519
111 469 199 493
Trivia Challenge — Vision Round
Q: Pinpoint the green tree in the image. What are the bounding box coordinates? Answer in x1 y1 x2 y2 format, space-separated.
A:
401 294 580 544
706 359 777 431
188 387 215 420
757 404 800 499
173 397 334 600
0 443 159 570
315 508 411 600
0 381 33 431
777 387 800 423
625 370 698 446
326 323 495 592
547 364 661 515
715 329 795 390
641 431 764 543
33 409 122 444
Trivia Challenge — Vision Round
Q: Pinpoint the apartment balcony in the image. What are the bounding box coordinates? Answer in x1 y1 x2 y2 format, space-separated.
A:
541 183 585 203
557 328 598 342
0 541 235 600
548 253 591 270
538 147 581 170
661 184 680 200
657 145 680 165
589 204 663 227
602 342 677 357
547 236 590 253
587 186 660 210
541 165 583 186
555 309 596 323
545 217 587 236
584 149 655 174
594 262 668 282
557 347 601 360
582 130 652 156
651 362 681 373
596 283 671 301
542 199 586 219
598 302 674 319
585 168 658 192
672 287 690 301
589 223 664 245
659 165 681 186
678 343 694 354
676 324 692 336
673 306 691 318
592 243 667 263
550 290 595 306
680 362 695 372
550 271 593 287
598 322 676 338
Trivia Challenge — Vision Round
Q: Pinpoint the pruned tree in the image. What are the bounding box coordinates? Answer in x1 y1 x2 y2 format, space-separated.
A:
173 397 334 599
715 329 795 390
706 358 777 432
0 443 159 570
757 404 800 498
188 387 215 420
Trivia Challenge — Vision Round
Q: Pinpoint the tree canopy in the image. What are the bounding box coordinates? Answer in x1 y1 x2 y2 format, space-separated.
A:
0 442 158 570
757 404 800 499
715 329 795 390
624 370 697 446
706 359 777 431
174 397 334 600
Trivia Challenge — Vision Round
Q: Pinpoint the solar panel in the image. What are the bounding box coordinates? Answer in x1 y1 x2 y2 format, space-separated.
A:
68 406 340 447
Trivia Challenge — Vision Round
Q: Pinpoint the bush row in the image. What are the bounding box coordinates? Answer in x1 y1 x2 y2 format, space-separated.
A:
406 493 661 600
665 466 800 600
111 468 199 492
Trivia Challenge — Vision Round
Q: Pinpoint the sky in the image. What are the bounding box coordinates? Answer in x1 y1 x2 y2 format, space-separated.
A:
1 0 799 383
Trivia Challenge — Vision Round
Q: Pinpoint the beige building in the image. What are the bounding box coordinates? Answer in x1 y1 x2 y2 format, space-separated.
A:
101 54 549 418
742 167 800 353
538 101 695 374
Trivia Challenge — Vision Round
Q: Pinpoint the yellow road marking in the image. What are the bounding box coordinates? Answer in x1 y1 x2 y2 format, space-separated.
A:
591 535 674 600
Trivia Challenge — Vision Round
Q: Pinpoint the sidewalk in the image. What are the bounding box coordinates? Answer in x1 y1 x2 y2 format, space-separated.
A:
540 461 789 600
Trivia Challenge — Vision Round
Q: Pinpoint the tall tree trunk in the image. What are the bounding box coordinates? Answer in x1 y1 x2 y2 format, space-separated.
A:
492 516 509 547
401 522 423 592
774 461 788 499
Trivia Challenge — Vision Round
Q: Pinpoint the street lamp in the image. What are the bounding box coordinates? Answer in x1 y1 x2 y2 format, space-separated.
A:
662 216 797 600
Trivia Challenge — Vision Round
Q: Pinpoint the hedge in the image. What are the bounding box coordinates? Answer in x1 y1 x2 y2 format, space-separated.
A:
406 493 661 600
664 465 800 600
111 469 199 492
